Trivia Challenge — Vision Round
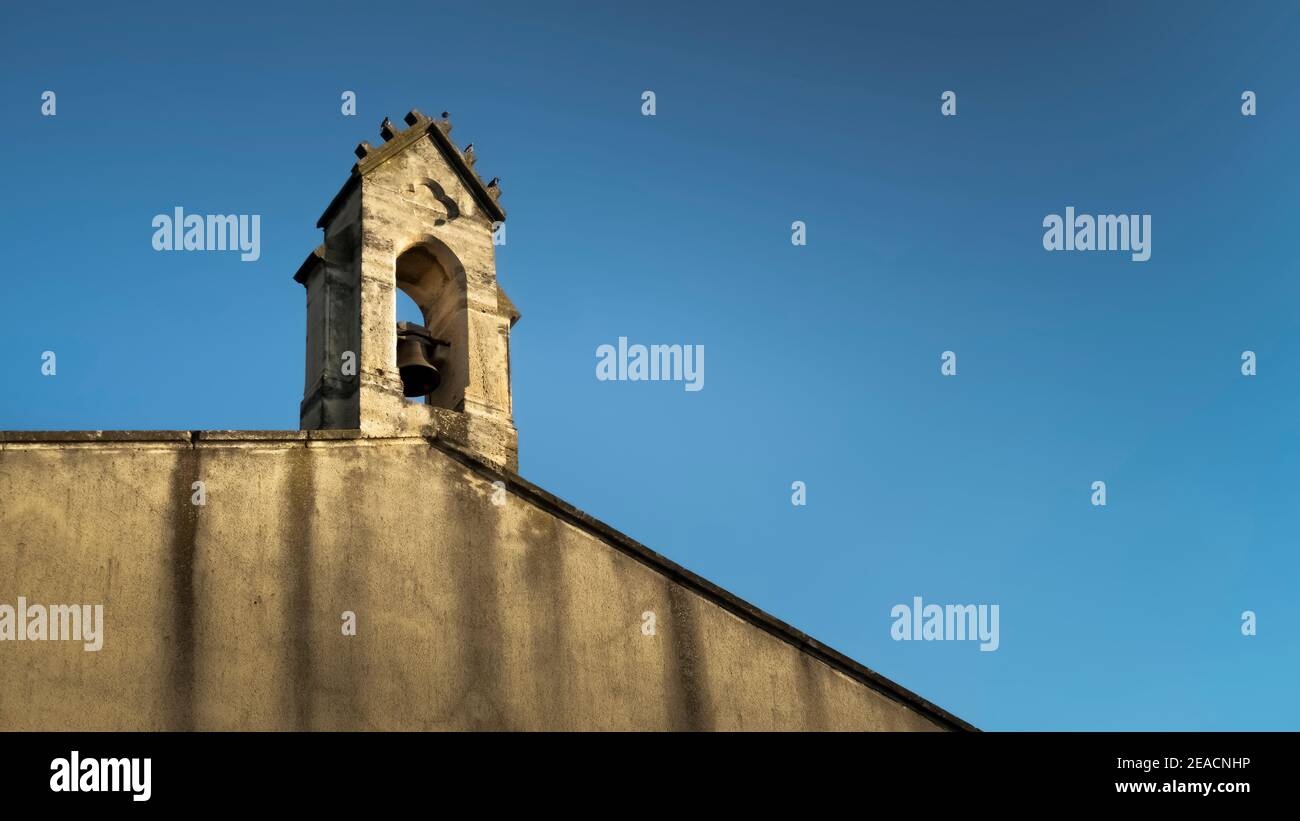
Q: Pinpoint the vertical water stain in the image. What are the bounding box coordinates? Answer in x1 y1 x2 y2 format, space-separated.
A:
167 441 200 730
523 510 572 729
665 583 708 731
284 443 316 729
796 652 831 730
333 453 371 728
443 462 508 729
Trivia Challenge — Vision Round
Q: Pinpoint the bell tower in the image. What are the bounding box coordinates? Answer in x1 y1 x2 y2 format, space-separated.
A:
295 109 520 470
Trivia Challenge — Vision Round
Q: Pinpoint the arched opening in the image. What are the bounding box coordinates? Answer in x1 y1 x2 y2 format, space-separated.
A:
393 241 466 410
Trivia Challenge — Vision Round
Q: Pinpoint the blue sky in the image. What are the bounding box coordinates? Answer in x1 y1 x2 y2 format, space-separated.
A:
2 1 1297 730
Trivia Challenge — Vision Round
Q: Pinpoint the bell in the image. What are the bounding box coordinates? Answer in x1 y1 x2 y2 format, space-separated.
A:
395 322 446 397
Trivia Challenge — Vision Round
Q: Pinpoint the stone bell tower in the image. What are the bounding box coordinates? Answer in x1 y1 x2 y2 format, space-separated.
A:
294 109 520 470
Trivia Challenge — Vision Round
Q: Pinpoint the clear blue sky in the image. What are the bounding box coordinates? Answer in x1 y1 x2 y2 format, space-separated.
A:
2 1 1297 730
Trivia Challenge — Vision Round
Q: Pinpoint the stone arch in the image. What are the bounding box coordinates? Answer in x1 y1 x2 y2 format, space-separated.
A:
393 237 469 410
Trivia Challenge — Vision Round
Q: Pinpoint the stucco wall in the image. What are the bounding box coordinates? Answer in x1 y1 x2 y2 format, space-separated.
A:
0 431 960 731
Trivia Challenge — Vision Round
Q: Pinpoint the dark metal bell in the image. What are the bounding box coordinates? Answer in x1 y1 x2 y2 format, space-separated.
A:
396 322 448 397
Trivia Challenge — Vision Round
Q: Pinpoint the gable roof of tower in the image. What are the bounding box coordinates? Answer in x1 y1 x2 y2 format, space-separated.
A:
317 108 506 229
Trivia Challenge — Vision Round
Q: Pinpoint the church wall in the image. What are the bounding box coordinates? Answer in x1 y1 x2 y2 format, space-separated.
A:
0 432 957 731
